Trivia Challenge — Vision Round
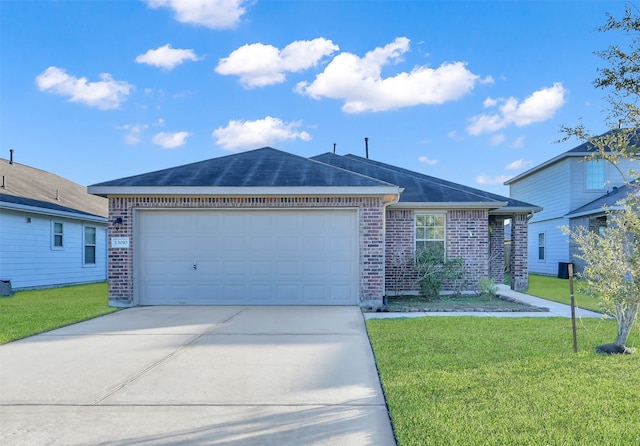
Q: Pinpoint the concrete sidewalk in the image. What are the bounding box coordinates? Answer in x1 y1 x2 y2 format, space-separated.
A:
0 306 396 446
365 284 604 320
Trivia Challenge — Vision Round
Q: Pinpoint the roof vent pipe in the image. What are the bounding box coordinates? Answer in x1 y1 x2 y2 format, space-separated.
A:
9 149 14 164
1 176 5 188
333 143 336 154
365 137 369 159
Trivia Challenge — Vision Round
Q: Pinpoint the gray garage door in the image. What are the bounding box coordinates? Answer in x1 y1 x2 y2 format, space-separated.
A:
137 209 359 305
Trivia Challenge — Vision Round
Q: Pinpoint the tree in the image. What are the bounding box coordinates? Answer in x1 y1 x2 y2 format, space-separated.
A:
560 5 640 352
562 204 640 351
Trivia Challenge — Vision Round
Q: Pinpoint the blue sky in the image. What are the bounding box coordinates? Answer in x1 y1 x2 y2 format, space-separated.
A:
0 0 628 195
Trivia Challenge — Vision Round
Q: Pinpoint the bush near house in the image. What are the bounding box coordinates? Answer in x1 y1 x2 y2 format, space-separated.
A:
0 282 115 344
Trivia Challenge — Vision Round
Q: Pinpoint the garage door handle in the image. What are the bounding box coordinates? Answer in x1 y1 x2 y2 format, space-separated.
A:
193 262 198 270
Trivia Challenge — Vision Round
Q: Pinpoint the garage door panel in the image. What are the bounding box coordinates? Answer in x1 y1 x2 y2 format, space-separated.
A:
138 210 359 305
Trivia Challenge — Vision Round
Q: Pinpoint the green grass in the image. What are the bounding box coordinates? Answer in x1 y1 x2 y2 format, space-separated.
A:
367 317 640 445
0 282 116 344
525 274 603 313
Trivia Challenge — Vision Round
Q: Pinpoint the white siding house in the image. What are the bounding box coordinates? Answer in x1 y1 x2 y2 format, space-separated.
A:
506 136 633 276
0 154 108 290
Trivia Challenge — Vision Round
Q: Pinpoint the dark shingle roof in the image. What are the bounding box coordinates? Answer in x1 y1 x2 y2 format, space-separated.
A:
566 183 637 218
90 147 394 188
0 158 108 218
312 153 540 211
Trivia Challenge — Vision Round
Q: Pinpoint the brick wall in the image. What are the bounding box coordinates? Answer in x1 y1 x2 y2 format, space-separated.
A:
107 195 385 306
385 209 419 293
385 208 501 294
447 210 490 290
511 213 529 290
489 216 506 284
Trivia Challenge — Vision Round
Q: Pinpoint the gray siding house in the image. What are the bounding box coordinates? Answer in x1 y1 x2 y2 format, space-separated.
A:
506 136 635 276
0 154 108 290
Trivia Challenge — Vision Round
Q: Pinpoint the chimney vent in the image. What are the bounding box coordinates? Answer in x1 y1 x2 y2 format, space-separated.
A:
9 149 14 164
365 137 369 159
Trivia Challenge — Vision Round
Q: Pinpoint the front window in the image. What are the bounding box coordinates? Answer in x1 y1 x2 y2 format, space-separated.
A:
84 226 96 265
52 222 64 248
538 232 545 260
585 160 605 190
416 214 445 259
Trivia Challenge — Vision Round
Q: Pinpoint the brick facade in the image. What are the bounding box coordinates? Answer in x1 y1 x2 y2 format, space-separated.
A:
489 215 506 284
510 213 529 290
107 195 386 306
384 208 530 295
107 196 531 306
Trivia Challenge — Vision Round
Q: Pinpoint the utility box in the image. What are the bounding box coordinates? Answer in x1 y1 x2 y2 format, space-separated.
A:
557 262 573 280
0 280 13 297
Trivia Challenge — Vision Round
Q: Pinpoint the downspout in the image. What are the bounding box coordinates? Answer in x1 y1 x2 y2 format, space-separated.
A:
381 189 403 305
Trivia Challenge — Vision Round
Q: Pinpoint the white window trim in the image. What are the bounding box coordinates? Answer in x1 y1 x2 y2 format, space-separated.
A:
537 232 546 262
83 225 97 267
51 221 64 250
414 212 447 258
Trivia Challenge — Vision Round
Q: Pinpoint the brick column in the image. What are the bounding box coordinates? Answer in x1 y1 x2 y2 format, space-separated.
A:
511 213 529 290
489 216 505 284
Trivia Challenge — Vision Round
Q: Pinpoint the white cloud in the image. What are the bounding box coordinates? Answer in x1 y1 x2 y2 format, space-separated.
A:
35 66 132 110
505 159 533 171
212 116 311 151
447 130 464 142
117 124 148 144
489 134 506 146
152 131 191 149
466 83 567 135
135 44 200 70
117 118 164 144
215 38 339 88
476 174 513 185
511 136 526 148
296 37 480 113
418 156 438 165
144 0 248 29
483 97 498 108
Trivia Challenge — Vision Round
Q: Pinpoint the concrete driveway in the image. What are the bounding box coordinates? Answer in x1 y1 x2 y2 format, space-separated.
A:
0 306 396 446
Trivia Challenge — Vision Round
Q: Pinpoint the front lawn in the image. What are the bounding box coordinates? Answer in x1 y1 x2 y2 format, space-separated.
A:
367 317 640 445
0 282 115 344
525 274 602 313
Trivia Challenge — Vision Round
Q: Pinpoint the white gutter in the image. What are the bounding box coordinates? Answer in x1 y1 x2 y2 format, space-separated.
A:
0 201 108 223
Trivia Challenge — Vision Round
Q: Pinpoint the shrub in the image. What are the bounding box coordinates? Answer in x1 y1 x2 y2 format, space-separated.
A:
477 277 498 297
415 247 465 300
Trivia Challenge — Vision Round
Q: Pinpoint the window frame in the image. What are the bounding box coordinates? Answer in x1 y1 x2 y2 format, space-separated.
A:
585 159 606 191
414 212 446 259
538 232 545 261
52 221 64 250
83 225 97 266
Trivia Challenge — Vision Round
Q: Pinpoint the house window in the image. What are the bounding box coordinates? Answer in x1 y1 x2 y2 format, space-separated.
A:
416 214 446 259
538 232 545 261
84 226 97 265
585 160 605 190
52 222 64 249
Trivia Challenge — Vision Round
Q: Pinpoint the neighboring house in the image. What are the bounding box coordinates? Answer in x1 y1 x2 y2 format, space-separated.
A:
88 147 540 308
506 135 635 276
0 153 108 290
565 183 637 272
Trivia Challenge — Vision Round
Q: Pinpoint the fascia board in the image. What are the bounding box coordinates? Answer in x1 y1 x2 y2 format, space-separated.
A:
389 201 508 210
88 185 401 197
0 201 108 223
565 205 625 219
